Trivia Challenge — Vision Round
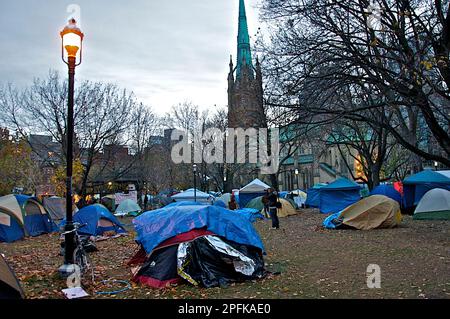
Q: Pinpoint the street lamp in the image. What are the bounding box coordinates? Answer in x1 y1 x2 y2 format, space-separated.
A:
434 161 438 171
193 164 197 202
295 168 299 190
59 18 84 277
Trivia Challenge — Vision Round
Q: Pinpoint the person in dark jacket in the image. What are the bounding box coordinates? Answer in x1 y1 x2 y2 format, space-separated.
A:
267 188 280 229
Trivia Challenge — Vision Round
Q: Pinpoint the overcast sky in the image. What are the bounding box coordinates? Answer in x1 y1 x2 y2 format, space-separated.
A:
0 0 262 114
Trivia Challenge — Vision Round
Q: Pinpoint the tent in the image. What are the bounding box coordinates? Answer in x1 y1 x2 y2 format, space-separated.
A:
305 183 327 208
245 196 297 218
129 205 266 288
370 184 402 204
0 195 56 243
290 189 307 208
115 199 142 217
0 254 24 299
213 200 227 208
319 178 361 214
403 170 450 209
218 193 231 208
323 195 402 230
239 179 271 208
61 204 127 237
170 188 214 204
42 196 78 221
413 188 450 220
165 201 206 208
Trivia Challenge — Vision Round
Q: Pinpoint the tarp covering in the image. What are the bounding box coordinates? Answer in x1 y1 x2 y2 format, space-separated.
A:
0 254 23 299
323 195 402 230
403 170 450 208
370 185 402 204
319 178 361 214
61 204 126 236
305 183 327 208
165 201 206 208
133 205 265 255
413 188 450 220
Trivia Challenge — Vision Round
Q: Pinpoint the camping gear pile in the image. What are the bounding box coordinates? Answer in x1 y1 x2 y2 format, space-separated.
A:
0 253 23 299
128 205 266 288
0 195 57 243
323 195 402 230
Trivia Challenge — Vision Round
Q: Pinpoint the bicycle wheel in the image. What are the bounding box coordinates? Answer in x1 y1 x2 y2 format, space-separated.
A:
73 247 90 274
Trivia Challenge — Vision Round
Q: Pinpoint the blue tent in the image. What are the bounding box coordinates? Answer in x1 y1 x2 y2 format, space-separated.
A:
403 170 450 208
133 205 265 254
0 195 56 243
319 178 361 214
61 204 126 236
370 184 401 204
305 183 327 208
279 191 289 198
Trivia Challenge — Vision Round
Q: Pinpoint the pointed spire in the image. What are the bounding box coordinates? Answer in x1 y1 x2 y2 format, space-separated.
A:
236 0 254 79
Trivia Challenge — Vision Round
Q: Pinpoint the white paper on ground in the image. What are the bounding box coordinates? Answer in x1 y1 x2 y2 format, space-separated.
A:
62 287 89 299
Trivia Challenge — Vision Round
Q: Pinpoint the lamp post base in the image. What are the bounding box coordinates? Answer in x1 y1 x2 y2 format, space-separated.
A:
58 263 78 278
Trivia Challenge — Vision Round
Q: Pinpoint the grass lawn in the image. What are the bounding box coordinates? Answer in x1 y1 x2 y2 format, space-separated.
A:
1 209 449 299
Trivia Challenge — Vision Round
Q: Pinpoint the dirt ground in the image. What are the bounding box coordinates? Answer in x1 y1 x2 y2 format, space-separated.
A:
1 209 449 299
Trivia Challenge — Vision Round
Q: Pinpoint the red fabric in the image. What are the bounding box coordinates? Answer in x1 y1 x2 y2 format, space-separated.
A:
128 247 147 266
133 275 182 289
393 181 404 196
156 228 214 250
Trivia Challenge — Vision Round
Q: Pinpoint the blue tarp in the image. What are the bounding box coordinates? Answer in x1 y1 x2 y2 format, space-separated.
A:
370 185 401 204
133 205 265 254
319 178 361 214
234 208 265 223
60 204 126 236
403 170 450 208
279 191 289 198
213 200 226 208
305 183 327 208
322 212 341 229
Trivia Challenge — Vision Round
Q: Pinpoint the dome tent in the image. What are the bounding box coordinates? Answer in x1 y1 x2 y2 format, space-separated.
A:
0 253 24 299
319 178 361 214
129 205 266 288
323 195 402 230
245 196 297 218
115 199 142 217
403 170 450 209
239 179 271 208
370 184 402 204
61 204 126 237
0 195 57 243
413 188 450 220
170 188 214 203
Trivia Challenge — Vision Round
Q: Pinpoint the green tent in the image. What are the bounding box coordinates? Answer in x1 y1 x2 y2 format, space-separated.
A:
413 188 450 220
115 199 142 217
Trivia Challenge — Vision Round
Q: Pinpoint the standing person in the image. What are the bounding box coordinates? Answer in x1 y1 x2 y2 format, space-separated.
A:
261 190 270 218
229 193 238 210
267 188 280 229
144 192 149 211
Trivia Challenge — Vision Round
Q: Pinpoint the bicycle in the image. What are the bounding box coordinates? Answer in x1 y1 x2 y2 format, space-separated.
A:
60 223 96 277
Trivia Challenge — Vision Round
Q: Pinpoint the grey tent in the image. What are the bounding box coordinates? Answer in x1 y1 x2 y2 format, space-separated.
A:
0 254 24 299
42 196 78 221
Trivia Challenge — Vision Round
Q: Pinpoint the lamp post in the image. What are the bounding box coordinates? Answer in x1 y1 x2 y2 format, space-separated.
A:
193 164 197 202
59 18 84 276
295 168 299 190
434 161 438 171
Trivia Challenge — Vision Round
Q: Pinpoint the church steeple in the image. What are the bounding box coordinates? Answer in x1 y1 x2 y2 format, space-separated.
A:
236 0 253 79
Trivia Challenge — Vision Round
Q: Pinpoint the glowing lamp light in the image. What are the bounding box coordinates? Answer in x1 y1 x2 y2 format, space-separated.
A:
60 18 84 65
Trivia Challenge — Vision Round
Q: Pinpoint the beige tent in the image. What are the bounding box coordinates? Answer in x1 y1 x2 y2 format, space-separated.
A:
0 254 24 299
261 198 298 218
339 195 402 230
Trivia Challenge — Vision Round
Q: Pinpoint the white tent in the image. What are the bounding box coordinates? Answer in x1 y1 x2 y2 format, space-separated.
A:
437 170 450 179
413 188 450 220
239 179 271 193
171 188 214 203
